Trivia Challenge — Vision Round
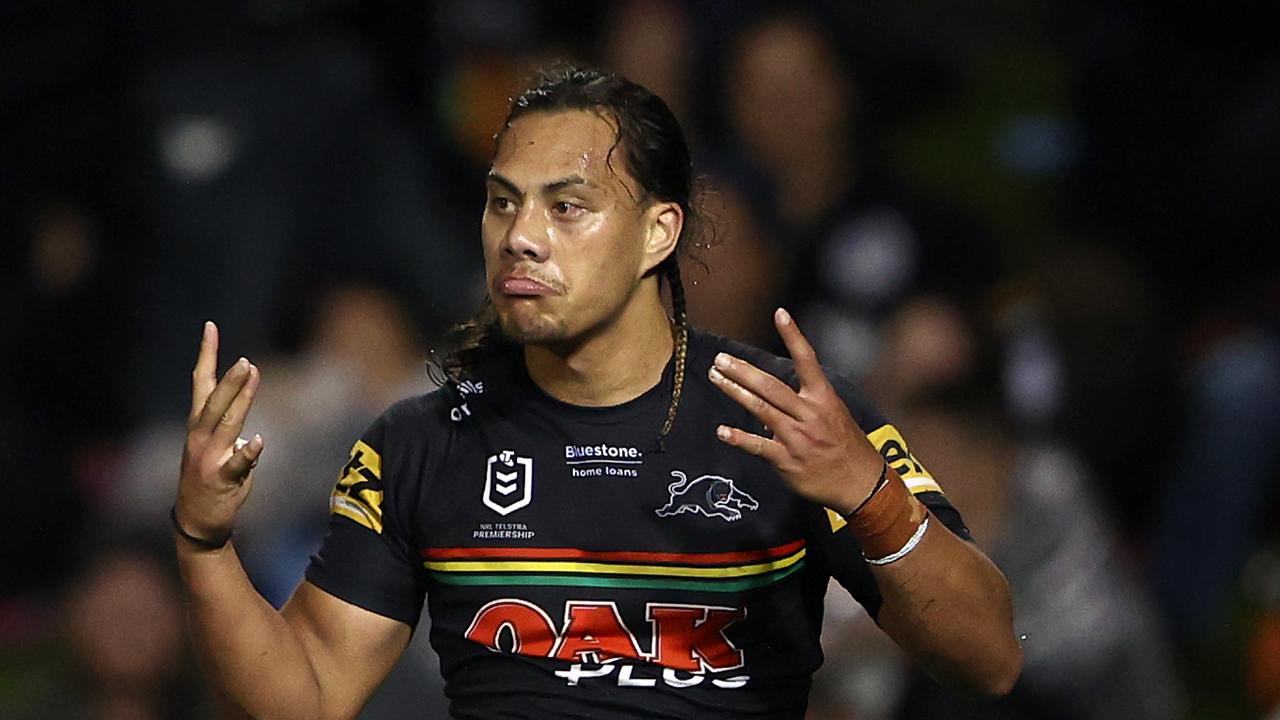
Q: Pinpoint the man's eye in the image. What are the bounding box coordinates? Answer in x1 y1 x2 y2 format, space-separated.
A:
552 201 584 217
490 197 514 212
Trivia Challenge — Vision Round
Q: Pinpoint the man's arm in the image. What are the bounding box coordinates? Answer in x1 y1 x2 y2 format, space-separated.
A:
708 308 1021 697
870 516 1019 696
179 546 410 719
175 322 410 718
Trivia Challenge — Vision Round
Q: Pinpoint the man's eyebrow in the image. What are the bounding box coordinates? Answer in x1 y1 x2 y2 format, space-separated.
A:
485 171 522 198
485 172 595 197
544 175 591 193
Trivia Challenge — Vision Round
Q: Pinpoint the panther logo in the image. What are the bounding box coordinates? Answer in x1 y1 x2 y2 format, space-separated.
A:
655 471 759 522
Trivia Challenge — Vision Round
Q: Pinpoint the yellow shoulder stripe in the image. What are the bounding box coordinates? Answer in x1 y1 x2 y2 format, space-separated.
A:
330 439 385 533
340 440 382 481
823 424 944 533
866 424 942 495
825 508 848 533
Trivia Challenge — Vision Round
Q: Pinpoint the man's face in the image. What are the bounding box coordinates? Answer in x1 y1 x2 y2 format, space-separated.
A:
482 110 655 346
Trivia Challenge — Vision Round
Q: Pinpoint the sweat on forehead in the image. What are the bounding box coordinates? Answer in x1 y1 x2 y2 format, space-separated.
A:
492 110 642 198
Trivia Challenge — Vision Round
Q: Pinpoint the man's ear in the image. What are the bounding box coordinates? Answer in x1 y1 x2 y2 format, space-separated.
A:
640 201 684 277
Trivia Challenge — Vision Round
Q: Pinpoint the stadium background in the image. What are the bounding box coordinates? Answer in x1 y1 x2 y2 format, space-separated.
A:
1 1 1277 718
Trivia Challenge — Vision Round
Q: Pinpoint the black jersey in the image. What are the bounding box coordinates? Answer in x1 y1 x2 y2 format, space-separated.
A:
306 327 970 719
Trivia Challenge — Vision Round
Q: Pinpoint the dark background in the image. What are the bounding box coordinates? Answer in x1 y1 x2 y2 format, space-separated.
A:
2 2 1278 718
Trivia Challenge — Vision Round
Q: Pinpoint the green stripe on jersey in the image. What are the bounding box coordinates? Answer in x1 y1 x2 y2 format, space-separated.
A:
428 561 805 593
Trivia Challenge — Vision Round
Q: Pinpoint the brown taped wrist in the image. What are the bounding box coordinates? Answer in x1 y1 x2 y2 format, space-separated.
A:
843 465 928 559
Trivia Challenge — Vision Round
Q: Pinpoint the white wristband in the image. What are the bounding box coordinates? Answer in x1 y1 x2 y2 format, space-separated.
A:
864 516 930 566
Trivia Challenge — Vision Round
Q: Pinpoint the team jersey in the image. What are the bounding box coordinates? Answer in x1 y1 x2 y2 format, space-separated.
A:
306 327 970 719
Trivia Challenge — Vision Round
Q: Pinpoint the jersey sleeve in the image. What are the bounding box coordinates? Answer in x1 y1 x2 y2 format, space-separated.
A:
305 408 428 627
807 374 972 621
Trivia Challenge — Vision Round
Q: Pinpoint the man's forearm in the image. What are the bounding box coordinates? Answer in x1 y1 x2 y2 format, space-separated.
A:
177 539 326 720
872 520 1022 697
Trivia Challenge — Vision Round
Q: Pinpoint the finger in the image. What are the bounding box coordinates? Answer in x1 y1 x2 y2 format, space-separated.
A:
222 433 264 482
189 321 219 426
210 364 261 448
709 365 792 430
195 357 252 433
774 308 830 391
716 424 786 464
713 352 812 421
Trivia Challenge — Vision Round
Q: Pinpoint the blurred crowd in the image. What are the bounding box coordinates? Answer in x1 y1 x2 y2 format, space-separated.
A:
2 1 1278 718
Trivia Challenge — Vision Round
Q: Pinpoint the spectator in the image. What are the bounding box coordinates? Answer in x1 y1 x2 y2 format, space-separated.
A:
11 543 213 720
835 296 1180 720
721 9 1002 378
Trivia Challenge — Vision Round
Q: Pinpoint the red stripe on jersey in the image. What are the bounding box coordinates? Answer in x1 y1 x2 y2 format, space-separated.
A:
421 539 805 566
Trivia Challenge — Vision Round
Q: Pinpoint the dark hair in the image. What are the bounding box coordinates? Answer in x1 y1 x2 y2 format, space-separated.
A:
434 65 700 449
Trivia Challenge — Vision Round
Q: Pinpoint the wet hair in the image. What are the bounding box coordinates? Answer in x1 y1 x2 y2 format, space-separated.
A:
433 65 701 450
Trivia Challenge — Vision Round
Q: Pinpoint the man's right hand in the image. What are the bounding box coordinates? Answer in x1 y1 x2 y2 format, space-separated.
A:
176 321 264 545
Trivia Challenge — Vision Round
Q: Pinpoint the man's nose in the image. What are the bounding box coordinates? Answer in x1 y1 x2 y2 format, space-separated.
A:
503 206 550 261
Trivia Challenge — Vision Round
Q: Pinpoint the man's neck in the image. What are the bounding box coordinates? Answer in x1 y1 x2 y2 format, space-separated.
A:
524 291 674 407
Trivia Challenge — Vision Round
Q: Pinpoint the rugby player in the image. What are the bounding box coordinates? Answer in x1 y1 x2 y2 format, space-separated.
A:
174 66 1020 718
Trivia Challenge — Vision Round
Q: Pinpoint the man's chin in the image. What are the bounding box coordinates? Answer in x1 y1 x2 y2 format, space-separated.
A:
496 314 566 346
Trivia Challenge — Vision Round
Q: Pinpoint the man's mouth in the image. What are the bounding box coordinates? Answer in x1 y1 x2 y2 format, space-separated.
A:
498 274 557 297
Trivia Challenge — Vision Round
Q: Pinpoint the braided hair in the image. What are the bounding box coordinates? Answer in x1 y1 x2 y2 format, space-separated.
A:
435 65 701 451
656 260 689 451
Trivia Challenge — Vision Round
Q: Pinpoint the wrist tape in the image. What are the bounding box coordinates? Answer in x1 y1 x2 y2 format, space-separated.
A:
844 464 930 562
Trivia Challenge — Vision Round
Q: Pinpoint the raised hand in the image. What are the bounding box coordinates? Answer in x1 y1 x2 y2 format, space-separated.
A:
708 308 884 513
175 321 264 544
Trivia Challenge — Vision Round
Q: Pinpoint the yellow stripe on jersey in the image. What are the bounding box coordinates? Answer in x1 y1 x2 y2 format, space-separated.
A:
866 424 943 495
823 424 944 533
826 508 848 533
331 439 385 533
424 547 806 579
331 495 384 534
341 440 382 480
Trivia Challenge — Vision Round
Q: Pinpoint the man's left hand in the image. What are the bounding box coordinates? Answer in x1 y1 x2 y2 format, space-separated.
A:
709 308 885 513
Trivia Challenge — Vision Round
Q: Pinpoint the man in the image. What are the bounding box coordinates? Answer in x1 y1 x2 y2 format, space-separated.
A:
174 67 1020 719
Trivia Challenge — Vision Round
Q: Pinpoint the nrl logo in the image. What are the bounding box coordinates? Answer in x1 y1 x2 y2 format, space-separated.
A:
484 449 533 516
655 471 759 523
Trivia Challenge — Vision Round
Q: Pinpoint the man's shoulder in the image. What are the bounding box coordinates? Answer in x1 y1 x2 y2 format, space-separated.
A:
688 325 884 429
689 326 796 382
374 385 458 432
